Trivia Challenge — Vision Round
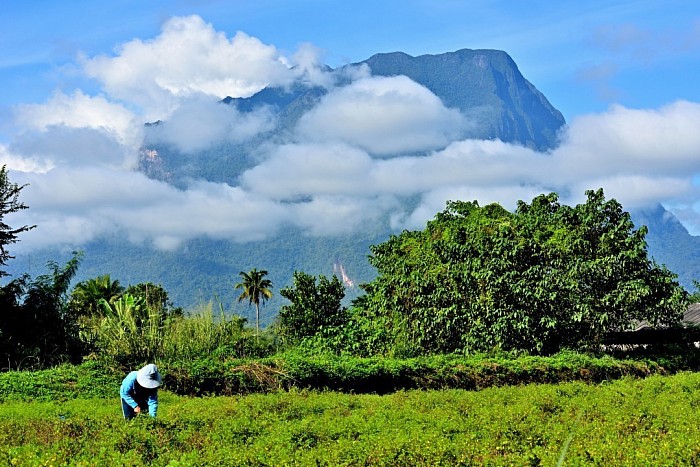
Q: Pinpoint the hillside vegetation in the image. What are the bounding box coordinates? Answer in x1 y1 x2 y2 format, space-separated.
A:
0 162 692 371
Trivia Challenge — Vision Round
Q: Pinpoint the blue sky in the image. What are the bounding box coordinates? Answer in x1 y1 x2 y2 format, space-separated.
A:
2 0 699 121
1 0 700 250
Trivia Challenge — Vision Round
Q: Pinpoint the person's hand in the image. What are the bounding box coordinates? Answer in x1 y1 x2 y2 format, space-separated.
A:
134 406 141 414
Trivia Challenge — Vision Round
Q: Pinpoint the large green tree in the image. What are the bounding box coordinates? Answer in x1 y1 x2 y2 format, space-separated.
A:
278 271 348 344
0 253 84 369
235 269 273 336
359 189 688 355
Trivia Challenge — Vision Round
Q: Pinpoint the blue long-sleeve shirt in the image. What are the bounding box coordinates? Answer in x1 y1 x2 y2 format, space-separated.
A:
120 371 158 417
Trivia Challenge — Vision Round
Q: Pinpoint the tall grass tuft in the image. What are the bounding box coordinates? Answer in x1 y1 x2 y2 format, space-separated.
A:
93 293 163 363
162 302 246 359
85 299 273 366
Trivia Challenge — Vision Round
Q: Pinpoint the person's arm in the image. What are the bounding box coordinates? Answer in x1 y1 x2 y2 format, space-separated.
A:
147 391 158 417
120 372 139 410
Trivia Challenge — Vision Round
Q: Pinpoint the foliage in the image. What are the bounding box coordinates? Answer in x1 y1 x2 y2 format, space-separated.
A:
125 282 183 319
359 189 689 355
235 268 273 336
2 350 677 402
0 165 34 278
0 360 120 401
68 274 124 318
83 296 274 367
93 293 161 363
4 372 700 464
277 271 349 345
0 253 84 370
689 280 700 303
161 302 265 361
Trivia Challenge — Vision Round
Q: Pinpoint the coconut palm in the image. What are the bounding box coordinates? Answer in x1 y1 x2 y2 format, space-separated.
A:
235 269 273 337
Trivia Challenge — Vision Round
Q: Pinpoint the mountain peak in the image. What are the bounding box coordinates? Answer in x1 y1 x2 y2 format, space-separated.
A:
359 48 565 150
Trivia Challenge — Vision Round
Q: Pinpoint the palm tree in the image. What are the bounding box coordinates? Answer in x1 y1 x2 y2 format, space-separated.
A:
69 274 124 318
235 269 273 337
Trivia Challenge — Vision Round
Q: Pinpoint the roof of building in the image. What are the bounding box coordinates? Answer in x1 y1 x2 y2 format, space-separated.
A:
684 303 700 326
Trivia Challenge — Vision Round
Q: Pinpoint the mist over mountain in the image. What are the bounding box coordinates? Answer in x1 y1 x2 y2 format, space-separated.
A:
7 47 699 322
362 49 564 151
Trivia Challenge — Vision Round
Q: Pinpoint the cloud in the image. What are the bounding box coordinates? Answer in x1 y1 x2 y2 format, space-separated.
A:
10 126 135 170
14 91 141 150
81 15 296 119
291 42 336 89
296 75 469 155
289 194 399 237
145 97 276 153
239 100 700 234
7 166 291 251
5 94 700 251
3 15 700 252
241 142 375 199
561 101 700 209
0 144 53 173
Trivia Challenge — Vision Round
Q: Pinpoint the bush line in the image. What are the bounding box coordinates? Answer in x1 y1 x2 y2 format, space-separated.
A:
1 350 679 401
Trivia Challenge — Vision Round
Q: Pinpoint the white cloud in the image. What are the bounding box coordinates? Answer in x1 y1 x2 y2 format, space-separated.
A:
6 93 700 253
0 144 53 173
289 195 399 236
296 75 469 155
10 167 291 251
3 15 700 253
291 42 336 89
14 91 141 150
557 101 700 176
145 96 276 153
10 126 136 170
369 140 544 195
107 178 290 248
236 99 700 235
82 15 295 119
240 142 375 199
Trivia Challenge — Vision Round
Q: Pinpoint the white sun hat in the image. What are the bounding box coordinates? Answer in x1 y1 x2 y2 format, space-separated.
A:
136 364 162 389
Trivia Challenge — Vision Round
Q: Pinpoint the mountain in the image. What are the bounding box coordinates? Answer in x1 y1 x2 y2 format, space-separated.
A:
140 49 565 189
633 204 700 289
7 48 698 321
361 49 565 150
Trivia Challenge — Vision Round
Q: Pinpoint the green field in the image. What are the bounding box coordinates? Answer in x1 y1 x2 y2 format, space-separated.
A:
2 371 700 466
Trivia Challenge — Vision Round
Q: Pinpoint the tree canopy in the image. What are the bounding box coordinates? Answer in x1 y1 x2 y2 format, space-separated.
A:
278 271 348 344
359 189 688 355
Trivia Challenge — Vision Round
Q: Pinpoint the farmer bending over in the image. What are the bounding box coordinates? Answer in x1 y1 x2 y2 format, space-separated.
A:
120 363 162 419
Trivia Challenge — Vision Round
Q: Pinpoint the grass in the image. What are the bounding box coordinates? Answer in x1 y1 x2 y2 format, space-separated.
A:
2 372 700 465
